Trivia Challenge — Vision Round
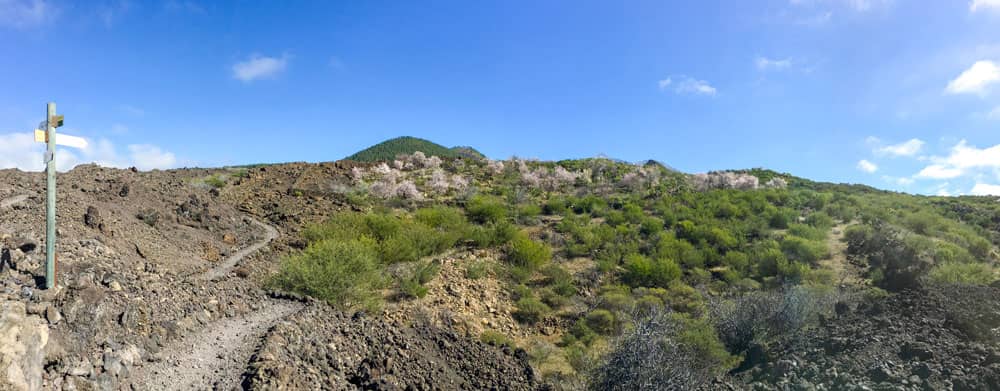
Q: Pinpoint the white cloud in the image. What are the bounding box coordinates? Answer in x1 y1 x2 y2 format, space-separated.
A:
127 144 177 170
945 60 1000 95
914 140 1000 180
756 56 792 71
658 76 717 96
232 54 289 82
917 164 964 179
971 183 1000 195
970 0 1000 12
875 138 924 157
0 0 53 28
882 175 914 186
0 132 178 172
856 159 878 173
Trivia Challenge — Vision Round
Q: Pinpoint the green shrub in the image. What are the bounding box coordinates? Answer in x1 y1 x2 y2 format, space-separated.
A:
467 195 508 223
399 260 440 298
543 197 569 215
480 330 514 347
675 315 740 374
585 309 617 335
804 212 834 229
780 235 829 264
465 261 489 279
904 211 940 235
518 203 543 222
469 221 517 248
788 223 828 241
541 264 576 297
507 233 552 271
623 254 681 288
665 282 705 315
514 297 551 324
414 206 469 232
271 237 386 311
203 175 226 189
927 262 997 285
539 287 570 309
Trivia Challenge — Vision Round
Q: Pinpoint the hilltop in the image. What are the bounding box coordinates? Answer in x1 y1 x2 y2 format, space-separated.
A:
346 136 485 162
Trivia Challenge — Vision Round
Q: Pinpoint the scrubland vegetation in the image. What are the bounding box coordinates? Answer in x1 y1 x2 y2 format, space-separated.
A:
272 149 1000 389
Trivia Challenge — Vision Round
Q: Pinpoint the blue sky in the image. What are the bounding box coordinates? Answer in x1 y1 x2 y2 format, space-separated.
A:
1 0 1000 196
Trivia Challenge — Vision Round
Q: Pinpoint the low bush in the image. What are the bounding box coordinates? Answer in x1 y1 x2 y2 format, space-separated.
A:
467 195 508 224
465 261 489 279
927 262 997 285
585 309 617 335
622 254 681 289
271 237 387 311
480 330 514 347
588 309 736 390
468 221 517 248
507 233 553 271
780 235 829 264
515 297 551 324
399 260 440 299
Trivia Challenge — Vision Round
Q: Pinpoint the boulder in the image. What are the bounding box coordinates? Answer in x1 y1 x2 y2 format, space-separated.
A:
0 301 48 391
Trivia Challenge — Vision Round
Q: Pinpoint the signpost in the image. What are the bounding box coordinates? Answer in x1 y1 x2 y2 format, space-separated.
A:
32 102 88 289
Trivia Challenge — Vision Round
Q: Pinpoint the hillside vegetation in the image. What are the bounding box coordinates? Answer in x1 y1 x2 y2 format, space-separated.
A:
346 136 473 162
273 139 1000 389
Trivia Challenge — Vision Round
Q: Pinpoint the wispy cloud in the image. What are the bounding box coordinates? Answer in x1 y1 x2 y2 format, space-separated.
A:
756 56 792 71
916 140 1000 180
882 175 914 186
232 53 289 82
0 0 54 28
917 164 963 179
0 131 178 171
856 159 878 173
970 0 1000 12
945 60 999 95
658 76 717 96
875 138 924 157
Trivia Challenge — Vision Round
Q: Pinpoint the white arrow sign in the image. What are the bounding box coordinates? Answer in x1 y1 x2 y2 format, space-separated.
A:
34 129 89 149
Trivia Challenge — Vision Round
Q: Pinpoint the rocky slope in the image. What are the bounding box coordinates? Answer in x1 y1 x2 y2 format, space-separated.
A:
737 285 1000 391
0 164 541 390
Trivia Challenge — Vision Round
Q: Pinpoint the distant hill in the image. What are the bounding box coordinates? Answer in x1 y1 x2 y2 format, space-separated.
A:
346 136 463 162
449 146 485 160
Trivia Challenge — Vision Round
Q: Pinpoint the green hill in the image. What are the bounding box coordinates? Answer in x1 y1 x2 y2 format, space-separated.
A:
346 136 461 162
450 146 486 160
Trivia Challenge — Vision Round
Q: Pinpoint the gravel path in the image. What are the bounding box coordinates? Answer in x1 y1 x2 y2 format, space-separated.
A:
201 217 279 281
0 194 28 209
128 217 302 390
128 300 303 390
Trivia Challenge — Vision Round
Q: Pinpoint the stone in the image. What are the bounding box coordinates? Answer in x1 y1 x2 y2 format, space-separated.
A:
0 300 48 390
84 206 105 232
45 305 62 325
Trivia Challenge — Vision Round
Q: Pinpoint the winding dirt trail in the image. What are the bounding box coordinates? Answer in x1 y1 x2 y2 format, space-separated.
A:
128 300 302 390
0 194 28 209
201 217 279 281
820 222 864 286
130 218 302 390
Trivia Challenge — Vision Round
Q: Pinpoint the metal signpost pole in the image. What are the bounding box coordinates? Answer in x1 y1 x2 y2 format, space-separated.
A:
45 102 57 289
